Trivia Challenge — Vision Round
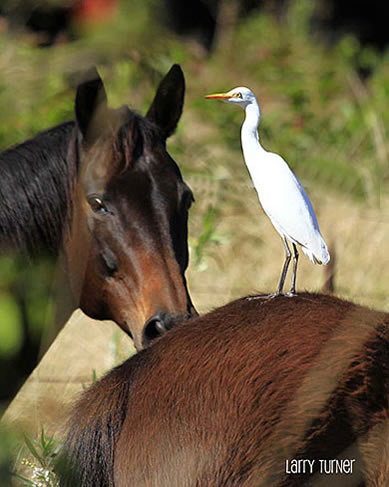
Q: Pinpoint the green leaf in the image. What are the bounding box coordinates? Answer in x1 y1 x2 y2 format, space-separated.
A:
23 435 43 466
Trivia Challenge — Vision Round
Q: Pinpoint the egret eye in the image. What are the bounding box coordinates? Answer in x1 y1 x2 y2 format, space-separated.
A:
237 92 243 99
87 195 108 215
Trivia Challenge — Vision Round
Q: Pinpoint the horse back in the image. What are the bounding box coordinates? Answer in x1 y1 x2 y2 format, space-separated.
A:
63 293 389 486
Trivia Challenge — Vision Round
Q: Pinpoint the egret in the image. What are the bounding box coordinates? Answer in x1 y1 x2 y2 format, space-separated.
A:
205 87 330 296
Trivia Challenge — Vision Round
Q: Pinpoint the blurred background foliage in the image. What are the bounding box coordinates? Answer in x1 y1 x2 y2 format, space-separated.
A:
0 0 387 419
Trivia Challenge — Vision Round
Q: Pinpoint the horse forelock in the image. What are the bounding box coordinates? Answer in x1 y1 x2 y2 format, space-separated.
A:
120 109 162 152
81 107 161 177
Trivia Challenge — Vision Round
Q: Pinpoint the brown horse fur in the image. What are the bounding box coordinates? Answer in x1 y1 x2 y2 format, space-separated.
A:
59 293 389 486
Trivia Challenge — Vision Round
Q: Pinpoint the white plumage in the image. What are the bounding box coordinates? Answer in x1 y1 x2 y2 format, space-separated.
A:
205 86 330 295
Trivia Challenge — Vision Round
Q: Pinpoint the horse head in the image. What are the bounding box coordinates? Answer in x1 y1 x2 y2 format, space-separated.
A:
65 65 196 350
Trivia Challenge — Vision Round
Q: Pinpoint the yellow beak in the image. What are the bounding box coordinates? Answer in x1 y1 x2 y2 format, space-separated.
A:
204 92 230 100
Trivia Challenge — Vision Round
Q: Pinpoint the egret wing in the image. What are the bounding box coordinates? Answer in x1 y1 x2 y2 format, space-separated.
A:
252 153 326 260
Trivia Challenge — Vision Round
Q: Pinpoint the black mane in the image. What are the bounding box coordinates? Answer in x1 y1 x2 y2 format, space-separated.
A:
0 121 75 254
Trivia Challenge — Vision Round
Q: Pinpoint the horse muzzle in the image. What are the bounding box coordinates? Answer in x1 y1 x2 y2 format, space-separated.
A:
141 309 196 350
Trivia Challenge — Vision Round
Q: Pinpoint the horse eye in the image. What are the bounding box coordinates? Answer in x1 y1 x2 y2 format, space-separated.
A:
87 195 108 215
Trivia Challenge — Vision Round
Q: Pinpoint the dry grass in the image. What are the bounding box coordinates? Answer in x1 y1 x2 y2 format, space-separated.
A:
187 178 388 314
178 115 389 314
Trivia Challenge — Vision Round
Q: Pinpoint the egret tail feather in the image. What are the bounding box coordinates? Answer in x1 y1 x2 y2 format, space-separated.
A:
302 244 330 265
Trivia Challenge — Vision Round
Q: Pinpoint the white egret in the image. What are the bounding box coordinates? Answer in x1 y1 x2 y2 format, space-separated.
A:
205 87 330 296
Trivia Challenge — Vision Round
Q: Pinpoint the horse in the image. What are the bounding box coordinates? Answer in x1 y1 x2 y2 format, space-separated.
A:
59 293 389 486
0 64 196 350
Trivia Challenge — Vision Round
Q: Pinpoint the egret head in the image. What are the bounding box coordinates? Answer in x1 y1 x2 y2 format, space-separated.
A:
205 87 256 108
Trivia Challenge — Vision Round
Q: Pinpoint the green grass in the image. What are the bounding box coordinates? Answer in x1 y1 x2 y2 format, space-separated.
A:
15 428 62 486
0 293 22 356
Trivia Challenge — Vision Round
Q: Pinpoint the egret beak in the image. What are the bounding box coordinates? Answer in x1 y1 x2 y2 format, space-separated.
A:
205 93 230 100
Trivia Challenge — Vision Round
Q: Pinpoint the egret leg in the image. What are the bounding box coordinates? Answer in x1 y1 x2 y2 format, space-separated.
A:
286 244 299 296
276 237 291 295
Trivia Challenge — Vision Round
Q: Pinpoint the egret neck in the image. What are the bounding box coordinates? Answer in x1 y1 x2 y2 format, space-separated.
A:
240 99 266 176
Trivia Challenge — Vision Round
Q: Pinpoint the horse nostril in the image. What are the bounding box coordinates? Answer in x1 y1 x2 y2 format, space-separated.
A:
143 312 174 347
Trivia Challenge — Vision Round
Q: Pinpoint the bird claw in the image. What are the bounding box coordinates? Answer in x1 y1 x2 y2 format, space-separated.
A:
247 291 298 300
247 293 281 301
285 290 297 297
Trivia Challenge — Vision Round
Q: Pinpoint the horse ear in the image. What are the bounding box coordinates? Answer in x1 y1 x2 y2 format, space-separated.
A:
75 67 108 143
146 64 185 139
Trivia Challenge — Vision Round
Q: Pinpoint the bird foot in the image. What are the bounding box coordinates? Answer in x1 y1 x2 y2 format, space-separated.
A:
285 290 297 297
247 291 298 300
247 293 282 301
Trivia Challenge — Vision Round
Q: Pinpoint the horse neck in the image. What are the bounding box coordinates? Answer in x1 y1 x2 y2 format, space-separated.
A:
0 121 77 255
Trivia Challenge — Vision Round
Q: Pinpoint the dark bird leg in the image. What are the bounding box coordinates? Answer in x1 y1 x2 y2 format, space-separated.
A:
247 237 293 301
276 237 291 295
286 243 299 296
